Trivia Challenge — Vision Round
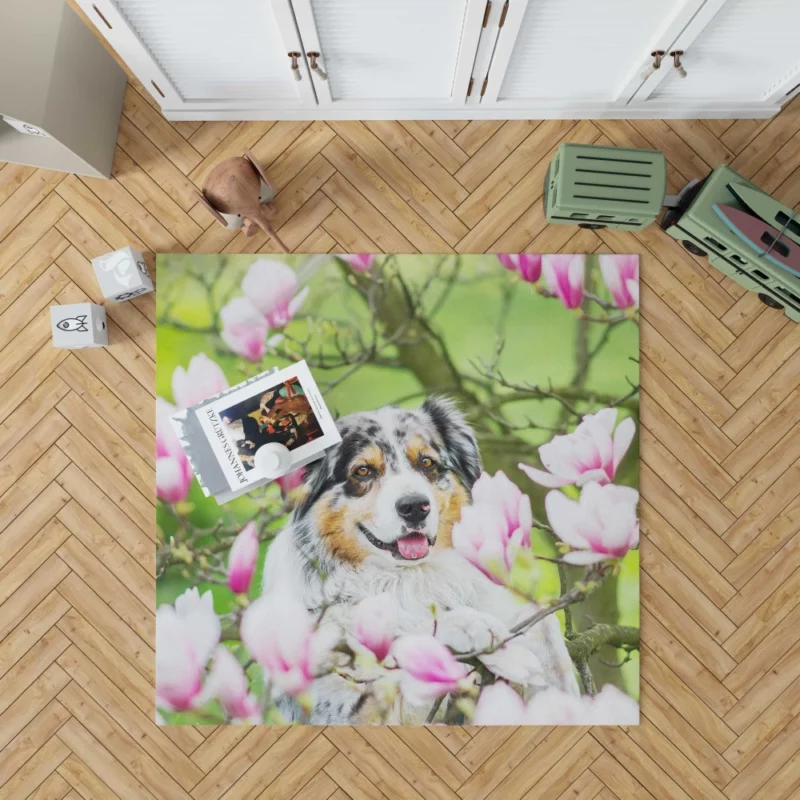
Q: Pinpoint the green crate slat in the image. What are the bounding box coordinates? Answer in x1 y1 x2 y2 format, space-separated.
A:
545 143 666 231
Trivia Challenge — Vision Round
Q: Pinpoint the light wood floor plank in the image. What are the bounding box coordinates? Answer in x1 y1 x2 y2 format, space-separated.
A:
122 85 201 176
0 193 68 276
639 678 737 789
640 500 736 608
0 667 70 754
0 228 68 316
0 698 71 788
0 163 37 207
400 121 469 175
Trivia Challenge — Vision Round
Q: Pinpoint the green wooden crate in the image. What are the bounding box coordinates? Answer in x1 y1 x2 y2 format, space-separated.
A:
661 165 800 322
544 143 667 231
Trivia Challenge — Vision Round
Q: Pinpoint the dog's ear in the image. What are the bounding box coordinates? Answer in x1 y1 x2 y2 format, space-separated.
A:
294 442 339 519
422 396 482 488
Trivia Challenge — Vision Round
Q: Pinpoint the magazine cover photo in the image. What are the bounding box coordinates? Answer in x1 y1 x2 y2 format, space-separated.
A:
156 253 640 727
217 375 324 471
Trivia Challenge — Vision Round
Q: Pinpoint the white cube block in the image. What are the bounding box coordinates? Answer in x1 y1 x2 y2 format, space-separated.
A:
51 303 108 349
92 246 154 302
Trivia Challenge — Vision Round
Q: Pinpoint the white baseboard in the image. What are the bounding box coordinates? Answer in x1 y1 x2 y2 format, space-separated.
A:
162 103 779 122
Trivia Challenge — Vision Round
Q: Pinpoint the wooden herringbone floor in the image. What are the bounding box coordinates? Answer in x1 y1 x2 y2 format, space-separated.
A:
3 37 800 800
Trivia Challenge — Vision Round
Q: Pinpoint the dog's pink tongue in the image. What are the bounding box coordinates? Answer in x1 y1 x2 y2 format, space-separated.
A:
397 534 429 560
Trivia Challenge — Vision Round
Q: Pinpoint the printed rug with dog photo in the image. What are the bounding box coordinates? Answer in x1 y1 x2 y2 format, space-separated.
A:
155 253 640 726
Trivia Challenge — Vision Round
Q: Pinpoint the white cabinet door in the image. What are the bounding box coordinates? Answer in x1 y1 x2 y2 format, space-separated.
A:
632 0 800 107
289 0 487 109
479 0 707 110
75 0 316 112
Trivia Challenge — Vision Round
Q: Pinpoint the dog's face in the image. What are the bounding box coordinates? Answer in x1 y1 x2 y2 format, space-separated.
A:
294 397 481 567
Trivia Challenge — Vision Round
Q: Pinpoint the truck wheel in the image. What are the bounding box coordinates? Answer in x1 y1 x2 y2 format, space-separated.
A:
579 223 606 229
758 293 784 310
682 240 707 257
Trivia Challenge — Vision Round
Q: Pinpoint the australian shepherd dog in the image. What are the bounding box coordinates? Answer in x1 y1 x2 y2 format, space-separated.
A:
262 397 579 723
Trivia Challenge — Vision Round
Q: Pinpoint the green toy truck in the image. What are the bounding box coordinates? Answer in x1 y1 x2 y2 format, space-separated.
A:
659 165 800 322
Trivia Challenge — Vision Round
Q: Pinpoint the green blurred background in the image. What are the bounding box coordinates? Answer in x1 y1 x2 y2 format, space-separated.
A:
156 253 640 698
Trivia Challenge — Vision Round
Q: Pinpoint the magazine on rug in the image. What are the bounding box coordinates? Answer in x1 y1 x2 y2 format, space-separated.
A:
172 360 340 503
156 253 640 727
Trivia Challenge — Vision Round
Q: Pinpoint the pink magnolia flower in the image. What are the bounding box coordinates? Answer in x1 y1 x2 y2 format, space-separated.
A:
204 647 260 721
351 593 397 662
227 522 259 595
473 682 528 725
453 471 532 584
498 254 542 283
526 687 586 724
474 683 639 726
546 482 639 565
171 353 229 409
156 398 192 503
543 254 585 309
598 254 639 310
526 684 639 726
241 259 309 328
156 588 220 711
241 593 336 697
587 684 640 725
219 297 270 362
391 635 468 698
519 408 636 489
452 503 520 584
472 471 533 548
479 644 548 686
339 254 375 273
276 466 306 499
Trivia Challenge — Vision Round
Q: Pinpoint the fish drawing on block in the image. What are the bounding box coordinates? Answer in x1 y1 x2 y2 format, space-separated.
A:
56 315 89 332
713 204 800 277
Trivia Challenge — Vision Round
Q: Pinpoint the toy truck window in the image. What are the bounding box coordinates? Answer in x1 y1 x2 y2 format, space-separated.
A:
703 236 727 251
776 212 800 239
760 233 790 259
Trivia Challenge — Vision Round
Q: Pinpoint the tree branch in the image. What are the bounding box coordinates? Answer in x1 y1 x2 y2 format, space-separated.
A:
565 624 640 662
490 386 639 413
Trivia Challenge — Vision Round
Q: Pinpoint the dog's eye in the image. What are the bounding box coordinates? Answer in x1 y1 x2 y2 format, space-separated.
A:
420 456 436 470
353 465 372 479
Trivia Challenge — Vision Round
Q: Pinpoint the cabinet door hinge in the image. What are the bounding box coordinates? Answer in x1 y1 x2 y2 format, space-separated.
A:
482 0 492 27
499 0 509 27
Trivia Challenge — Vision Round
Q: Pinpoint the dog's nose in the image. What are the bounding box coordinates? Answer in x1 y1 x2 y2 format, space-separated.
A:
396 494 431 527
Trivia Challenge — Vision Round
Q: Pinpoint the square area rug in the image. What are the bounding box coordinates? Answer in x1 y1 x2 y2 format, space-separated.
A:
155 253 640 726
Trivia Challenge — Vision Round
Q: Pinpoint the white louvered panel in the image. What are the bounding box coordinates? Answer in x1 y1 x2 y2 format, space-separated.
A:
113 0 296 101
308 0 468 100
651 0 800 101
498 0 675 101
